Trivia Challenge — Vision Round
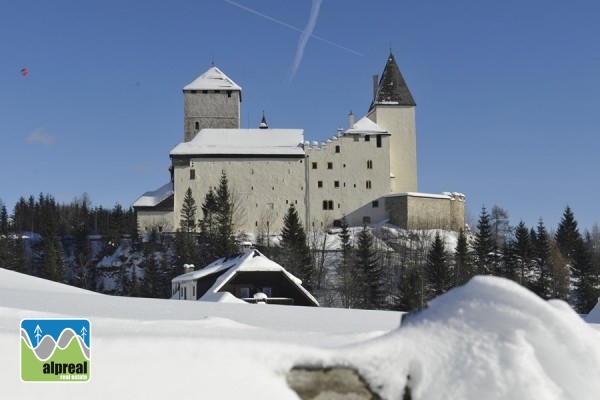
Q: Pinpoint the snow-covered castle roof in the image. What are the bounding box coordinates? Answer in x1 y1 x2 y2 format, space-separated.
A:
170 129 305 156
183 66 242 91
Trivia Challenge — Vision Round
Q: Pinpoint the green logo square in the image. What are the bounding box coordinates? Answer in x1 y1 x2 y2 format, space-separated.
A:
21 319 91 382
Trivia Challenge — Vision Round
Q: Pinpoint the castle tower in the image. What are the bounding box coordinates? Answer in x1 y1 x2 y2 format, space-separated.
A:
367 53 417 193
182 66 242 142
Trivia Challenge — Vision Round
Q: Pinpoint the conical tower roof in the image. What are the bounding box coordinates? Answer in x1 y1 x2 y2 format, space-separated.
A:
369 52 415 110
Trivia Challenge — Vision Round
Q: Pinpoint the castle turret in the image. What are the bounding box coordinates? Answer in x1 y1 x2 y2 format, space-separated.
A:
367 53 417 193
182 66 242 142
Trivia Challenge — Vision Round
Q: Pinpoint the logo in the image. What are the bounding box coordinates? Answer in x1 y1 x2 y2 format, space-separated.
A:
21 319 91 382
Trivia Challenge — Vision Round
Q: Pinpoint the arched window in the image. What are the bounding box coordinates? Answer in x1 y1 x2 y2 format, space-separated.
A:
367 160 373 169
195 121 200 130
366 180 372 189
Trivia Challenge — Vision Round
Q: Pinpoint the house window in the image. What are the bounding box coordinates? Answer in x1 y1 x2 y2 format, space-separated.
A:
318 181 323 188
366 180 372 189
191 90 197 94
190 169 195 180
327 162 333 169
377 135 382 148
227 90 232 98
335 145 340 153
214 90 221 93
323 200 334 210
367 160 373 169
365 135 370 142
263 287 272 297
192 286 196 298
312 162 317 169
238 287 250 298
202 90 208 94
372 200 379 208
334 181 340 188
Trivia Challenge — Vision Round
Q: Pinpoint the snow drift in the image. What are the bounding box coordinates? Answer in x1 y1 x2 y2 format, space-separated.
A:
2 269 600 399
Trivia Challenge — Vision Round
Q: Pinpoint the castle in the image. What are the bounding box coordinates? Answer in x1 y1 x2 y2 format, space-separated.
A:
133 53 465 235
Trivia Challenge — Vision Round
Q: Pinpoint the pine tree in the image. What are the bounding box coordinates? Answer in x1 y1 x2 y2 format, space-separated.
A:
37 194 65 282
513 221 532 287
198 187 218 265
454 229 473 285
354 225 385 309
180 187 197 234
473 206 494 275
572 234 599 313
555 206 580 263
532 219 554 299
280 204 314 291
336 216 359 308
425 232 452 298
214 172 237 258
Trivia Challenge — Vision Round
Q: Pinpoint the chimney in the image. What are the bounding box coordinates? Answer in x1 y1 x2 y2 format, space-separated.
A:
348 110 355 129
372 74 379 102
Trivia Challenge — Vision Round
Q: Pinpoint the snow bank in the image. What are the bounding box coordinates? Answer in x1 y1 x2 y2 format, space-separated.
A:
347 276 600 399
3 268 600 399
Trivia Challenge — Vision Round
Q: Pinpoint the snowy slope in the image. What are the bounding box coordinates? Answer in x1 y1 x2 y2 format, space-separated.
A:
3 268 600 399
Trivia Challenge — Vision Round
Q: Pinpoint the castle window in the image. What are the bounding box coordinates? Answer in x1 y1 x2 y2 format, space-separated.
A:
367 160 373 169
227 90 232 98
322 200 334 210
366 180 372 189
372 200 379 208
195 121 200 130
214 90 221 93
335 145 340 153
334 181 340 188
312 162 317 169
286 200 289 204
365 135 370 142
318 181 323 188
377 135 382 148
189 169 195 180
327 162 333 169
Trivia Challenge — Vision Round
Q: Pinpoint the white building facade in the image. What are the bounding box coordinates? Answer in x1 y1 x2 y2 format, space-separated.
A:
134 54 465 235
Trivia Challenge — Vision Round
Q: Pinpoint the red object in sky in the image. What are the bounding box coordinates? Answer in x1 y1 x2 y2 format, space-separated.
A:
21 68 28 76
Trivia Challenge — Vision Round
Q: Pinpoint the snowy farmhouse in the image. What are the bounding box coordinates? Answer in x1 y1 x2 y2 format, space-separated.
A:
171 249 319 306
133 52 465 235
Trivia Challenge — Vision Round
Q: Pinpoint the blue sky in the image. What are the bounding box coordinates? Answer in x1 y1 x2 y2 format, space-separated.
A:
1 0 599 232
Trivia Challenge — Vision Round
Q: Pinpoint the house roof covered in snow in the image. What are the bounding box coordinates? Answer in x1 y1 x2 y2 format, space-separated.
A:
172 250 319 306
170 129 305 157
345 116 389 136
132 182 174 208
369 52 416 110
183 66 241 92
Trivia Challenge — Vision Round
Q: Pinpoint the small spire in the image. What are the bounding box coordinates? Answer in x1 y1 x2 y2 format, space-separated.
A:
259 111 268 129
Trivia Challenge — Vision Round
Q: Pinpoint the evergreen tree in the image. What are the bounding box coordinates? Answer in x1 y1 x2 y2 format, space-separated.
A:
214 172 237 258
336 216 359 307
555 206 580 263
425 232 452 298
473 206 494 275
279 204 314 291
198 187 218 265
180 187 197 234
512 221 532 287
572 234 599 313
106 203 125 254
37 194 65 282
532 219 554 299
354 225 385 309
454 229 473 285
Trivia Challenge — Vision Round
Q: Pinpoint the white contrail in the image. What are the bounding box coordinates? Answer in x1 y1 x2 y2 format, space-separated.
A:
223 0 362 57
288 0 322 81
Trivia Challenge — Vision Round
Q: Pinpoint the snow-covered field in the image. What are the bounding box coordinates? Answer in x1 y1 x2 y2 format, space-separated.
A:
2 268 600 399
